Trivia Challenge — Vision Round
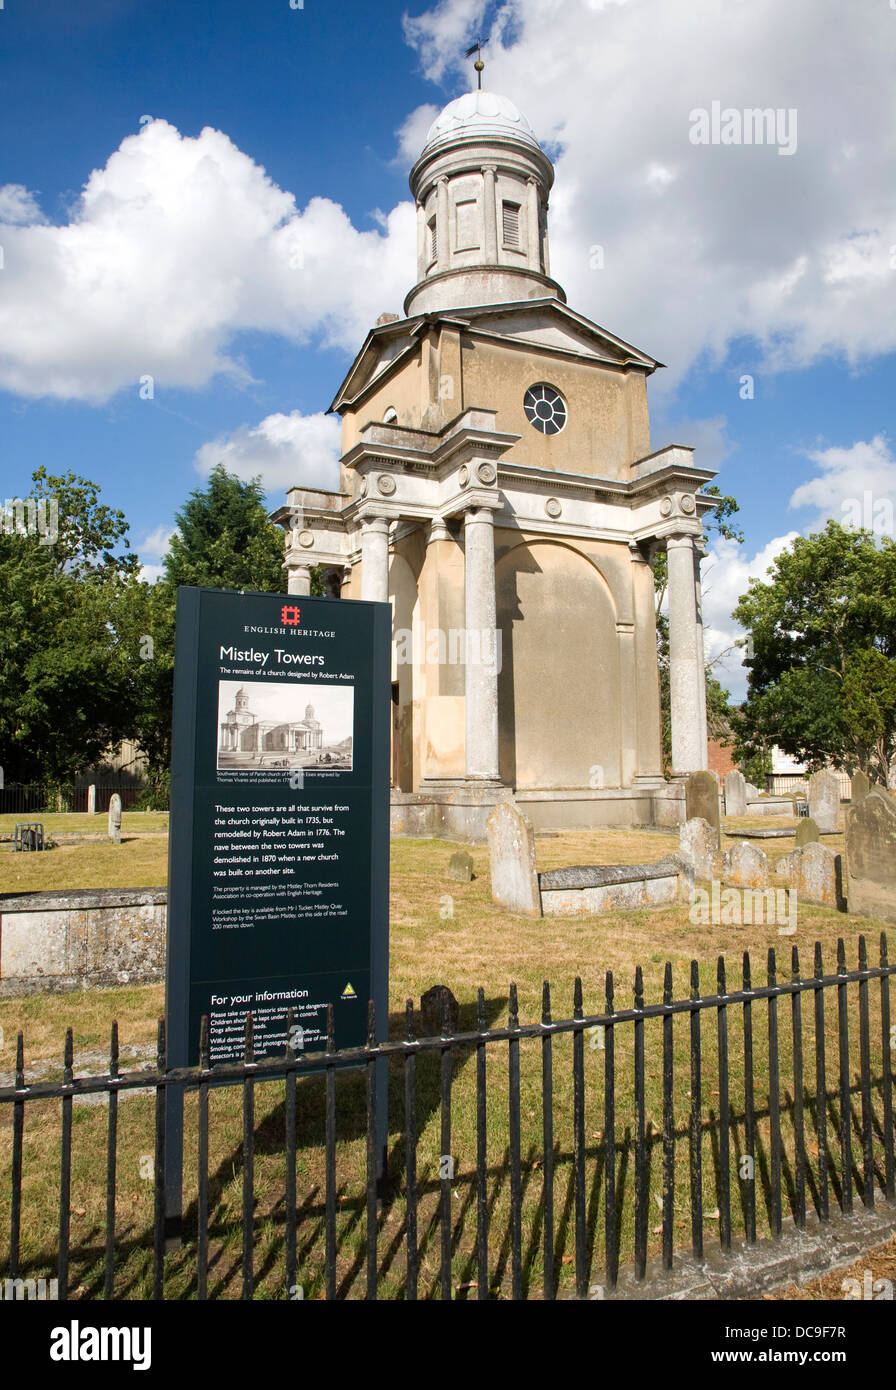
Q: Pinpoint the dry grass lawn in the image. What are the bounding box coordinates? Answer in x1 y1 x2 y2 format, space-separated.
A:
0 814 890 1301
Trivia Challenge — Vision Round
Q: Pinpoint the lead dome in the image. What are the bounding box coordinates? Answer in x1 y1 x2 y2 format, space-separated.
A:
421 90 543 156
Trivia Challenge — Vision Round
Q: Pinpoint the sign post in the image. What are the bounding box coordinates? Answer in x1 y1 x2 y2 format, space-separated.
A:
165 587 391 1239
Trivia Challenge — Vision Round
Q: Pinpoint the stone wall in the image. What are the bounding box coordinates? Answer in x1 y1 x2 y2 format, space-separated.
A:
0 889 166 995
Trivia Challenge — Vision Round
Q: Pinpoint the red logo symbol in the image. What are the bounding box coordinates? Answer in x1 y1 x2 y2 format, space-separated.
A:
281 605 301 626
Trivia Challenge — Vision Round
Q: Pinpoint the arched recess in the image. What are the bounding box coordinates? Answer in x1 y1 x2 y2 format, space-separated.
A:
389 551 418 792
496 540 621 789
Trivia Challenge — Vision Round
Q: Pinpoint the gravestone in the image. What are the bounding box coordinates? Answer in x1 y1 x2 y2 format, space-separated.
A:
845 786 896 924
679 817 721 882
795 817 820 847
775 842 841 908
685 771 720 840
744 782 761 802
447 850 474 883
108 793 122 845
86 784 96 816
808 770 840 833
724 841 769 890
486 801 541 916
724 770 747 817
851 770 871 804
421 985 460 1036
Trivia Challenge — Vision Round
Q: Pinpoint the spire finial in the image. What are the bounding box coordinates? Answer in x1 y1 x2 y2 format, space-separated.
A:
464 39 485 90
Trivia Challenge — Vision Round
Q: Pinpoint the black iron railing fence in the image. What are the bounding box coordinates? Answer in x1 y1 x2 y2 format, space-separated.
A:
1 934 894 1300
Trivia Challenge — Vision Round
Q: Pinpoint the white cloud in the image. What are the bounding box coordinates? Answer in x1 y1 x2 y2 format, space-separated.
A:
700 533 800 701
136 524 174 558
651 413 735 473
0 120 415 402
394 104 441 167
0 184 47 225
790 434 896 534
194 410 342 493
404 0 896 387
134 525 174 585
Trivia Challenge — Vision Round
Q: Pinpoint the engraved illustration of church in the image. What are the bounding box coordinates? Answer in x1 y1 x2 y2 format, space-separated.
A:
217 684 353 772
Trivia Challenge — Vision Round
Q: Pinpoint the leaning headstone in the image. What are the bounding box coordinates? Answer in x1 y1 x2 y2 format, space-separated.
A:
447 850 474 882
421 985 460 1036
724 770 747 817
795 817 820 847
744 782 761 802
808 769 840 833
685 771 720 841
775 842 842 908
486 802 541 916
845 786 896 924
851 770 871 804
86 783 96 815
724 841 769 890
679 817 721 882
108 793 122 845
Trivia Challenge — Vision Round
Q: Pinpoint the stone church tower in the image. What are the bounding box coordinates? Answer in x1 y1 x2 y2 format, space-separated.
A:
273 90 715 836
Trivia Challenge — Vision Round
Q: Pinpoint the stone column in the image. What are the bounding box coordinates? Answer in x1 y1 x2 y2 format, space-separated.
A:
436 177 450 273
360 513 390 603
616 623 637 787
287 564 312 596
693 542 708 769
526 177 541 272
416 200 426 280
463 505 500 782
667 533 705 774
482 165 498 264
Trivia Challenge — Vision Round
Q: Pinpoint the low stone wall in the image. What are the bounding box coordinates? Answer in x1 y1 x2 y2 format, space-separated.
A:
391 782 684 840
0 888 166 996
539 858 691 917
745 798 795 817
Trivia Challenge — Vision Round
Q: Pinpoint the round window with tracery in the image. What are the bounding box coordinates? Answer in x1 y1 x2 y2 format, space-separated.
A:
524 383 567 435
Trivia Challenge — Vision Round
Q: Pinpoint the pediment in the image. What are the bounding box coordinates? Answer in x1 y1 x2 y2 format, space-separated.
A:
330 299 660 413
459 301 661 371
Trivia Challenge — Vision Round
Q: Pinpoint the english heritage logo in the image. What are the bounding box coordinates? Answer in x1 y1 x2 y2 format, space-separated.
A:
281 604 301 626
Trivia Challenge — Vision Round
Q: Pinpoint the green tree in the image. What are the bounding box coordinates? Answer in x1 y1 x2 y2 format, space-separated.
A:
731 521 896 784
134 465 319 802
164 465 289 592
655 485 742 773
0 470 140 786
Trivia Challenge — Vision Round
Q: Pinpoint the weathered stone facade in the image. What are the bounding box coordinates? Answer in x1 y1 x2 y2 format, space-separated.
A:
273 90 715 838
0 889 166 995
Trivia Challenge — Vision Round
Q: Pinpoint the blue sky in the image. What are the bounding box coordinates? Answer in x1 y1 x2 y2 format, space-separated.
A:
2 0 895 699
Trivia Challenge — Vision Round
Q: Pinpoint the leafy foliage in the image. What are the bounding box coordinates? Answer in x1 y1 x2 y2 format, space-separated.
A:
0 470 139 784
731 521 896 783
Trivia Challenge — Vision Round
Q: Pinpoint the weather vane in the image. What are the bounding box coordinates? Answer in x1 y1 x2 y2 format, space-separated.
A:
464 39 485 90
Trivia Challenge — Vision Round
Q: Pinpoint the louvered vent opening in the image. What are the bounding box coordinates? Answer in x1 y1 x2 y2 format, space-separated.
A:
428 218 437 263
502 202 521 248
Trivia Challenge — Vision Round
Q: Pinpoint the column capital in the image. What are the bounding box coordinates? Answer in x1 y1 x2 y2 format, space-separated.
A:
357 509 391 534
428 517 453 545
665 531 696 552
459 490 502 519
482 162 497 175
